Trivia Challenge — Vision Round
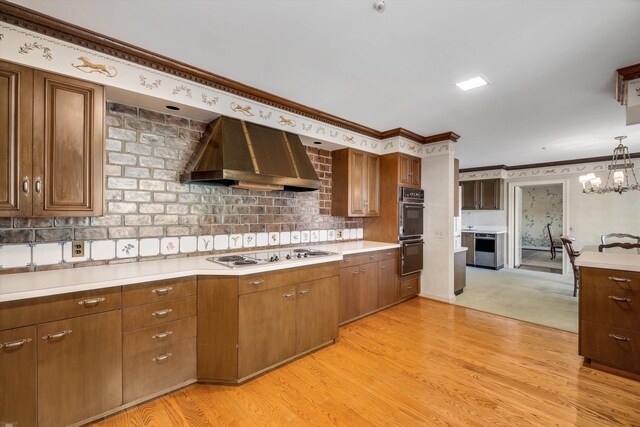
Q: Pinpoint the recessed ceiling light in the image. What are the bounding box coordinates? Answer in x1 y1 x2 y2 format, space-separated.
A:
165 105 180 111
455 76 488 91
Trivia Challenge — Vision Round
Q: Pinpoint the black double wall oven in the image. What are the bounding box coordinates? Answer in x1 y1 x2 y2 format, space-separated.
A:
399 187 424 276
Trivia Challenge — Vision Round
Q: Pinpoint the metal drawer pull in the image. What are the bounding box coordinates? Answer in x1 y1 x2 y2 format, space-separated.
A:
298 289 310 295
608 296 631 303
250 280 264 286
152 287 173 296
324 267 334 272
152 352 173 363
42 330 72 341
369 255 375 259
0 338 32 350
34 176 42 193
22 176 29 194
78 297 106 307
379 264 386 269
361 269 367 273
152 308 173 318
608 276 631 283
608 334 631 342
352 271 359 275
152 331 173 340
283 292 295 299
343 258 351 263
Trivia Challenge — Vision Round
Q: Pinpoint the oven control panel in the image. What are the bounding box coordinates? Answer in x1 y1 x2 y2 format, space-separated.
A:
400 187 424 203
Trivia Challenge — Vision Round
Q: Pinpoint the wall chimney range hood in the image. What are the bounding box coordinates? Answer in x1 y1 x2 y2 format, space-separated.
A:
180 117 321 191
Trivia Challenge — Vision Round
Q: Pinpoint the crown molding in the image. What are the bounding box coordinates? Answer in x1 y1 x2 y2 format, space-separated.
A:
422 132 461 144
616 62 640 104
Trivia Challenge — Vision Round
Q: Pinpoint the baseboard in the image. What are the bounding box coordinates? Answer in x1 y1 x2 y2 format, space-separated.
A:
419 292 456 303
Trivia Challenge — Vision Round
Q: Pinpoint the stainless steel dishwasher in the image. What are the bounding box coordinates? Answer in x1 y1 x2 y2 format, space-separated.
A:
474 233 498 269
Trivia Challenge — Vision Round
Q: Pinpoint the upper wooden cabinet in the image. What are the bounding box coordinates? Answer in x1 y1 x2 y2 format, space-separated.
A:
398 154 421 188
0 60 104 217
461 179 501 210
332 148 380 217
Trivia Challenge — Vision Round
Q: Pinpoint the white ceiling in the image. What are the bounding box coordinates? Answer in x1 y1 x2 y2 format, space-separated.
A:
11 0 640 168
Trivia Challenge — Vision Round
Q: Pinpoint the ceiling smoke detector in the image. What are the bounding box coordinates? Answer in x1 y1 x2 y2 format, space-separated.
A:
373 1 386 12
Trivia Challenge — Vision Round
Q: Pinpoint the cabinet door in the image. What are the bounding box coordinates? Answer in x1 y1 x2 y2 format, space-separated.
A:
33 71 104 216
410 157 421 187
0 326 36 427
339 267 360 324
399 154 411 186
238 286 296 378
377 258 399 308
461 181 477 210
38 310 122 427
365 154 380 215
0 61 33 217
462 233 475 265
479 179 500 210
349 150 366 216
296 277 339 354
358 262 379 316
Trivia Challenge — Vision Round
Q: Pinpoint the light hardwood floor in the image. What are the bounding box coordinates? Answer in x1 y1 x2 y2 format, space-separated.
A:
93 298 640 426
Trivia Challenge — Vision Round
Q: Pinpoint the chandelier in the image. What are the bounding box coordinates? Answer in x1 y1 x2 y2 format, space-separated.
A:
579 136 640 195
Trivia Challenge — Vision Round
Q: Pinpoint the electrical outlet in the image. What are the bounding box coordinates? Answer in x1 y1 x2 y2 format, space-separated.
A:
72 240 85 258
336 230 343 239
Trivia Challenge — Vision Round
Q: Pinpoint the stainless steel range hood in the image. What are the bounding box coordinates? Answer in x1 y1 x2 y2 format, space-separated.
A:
180 117 320 191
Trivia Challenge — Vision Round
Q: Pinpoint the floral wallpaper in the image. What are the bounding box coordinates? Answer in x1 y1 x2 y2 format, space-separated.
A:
521 184 563 248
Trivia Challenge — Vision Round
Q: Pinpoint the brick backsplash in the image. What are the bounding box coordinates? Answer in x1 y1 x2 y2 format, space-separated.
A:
0 102 362 273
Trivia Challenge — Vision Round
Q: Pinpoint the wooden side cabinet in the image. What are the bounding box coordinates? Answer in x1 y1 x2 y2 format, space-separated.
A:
462 232 475 265
399 154 421 188
0 325 37 427
332 148 380 217
460 179 501 210
0 61 104 217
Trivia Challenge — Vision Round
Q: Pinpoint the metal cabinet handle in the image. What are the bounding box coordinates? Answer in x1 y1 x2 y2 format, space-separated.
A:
369 255 375 259
152 287 173 296
78 297 106 307
152 308 173 318
298 289 310 295
324 266 334 272
343 258 350 263
379 264 386 269
22 176 29 195
0 338 32 350
152 331 173 340
152 352 173 363
42 330 72 341
608 334 631 342
608 296 631 303
34 176 42 193
283 292 295 299
352 270 359 275
250 280 264 286
608 276 631 283
361 269 366 273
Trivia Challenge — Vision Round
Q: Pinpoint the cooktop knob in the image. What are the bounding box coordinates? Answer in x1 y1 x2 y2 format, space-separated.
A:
303 253 308 258
286 254 291 260
269 256 275 262
297 253 302 258
274 256 279 261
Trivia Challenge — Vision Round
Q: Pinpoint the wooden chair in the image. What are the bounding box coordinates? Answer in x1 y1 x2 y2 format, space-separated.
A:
600 233 640 254
598 242 640 253
546 223 563 260
560 236 580 297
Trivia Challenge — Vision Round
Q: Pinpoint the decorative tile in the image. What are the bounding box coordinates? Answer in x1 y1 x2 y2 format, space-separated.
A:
269 232 280 246
301 230 310 243
280 231 291 245
116 239 139 259
343 228 350 240
310 230 319 243
319 230 328 242
91 240 116 261
32 243 62 266
327 229 336 241
0 244 32 268
291 231 301 245
256 232 268 247
139 238 160 257
229 234 242 249
357 228 364 239
197 235 213 252
243 233 256 248
161 237 179 255
335 229 343 240
350 228 358 240
180 236 197 253
214 234 229 250
63 241 90 263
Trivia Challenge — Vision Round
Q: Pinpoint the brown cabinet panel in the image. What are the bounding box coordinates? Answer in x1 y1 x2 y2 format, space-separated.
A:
358 262 379 316
238 285 296 378
366 154 380 215
296 277 339 354
461 181 477 210
581 321 639 372
479 179 500 210
122 295 196 332
0 325 36 427
399 273 421 299
454 159 459 216
339 267 360 324
37 310 122 427
239 262 339 295
398 154 421 188
410 156 421 187
581 267 640 291
122 277 197 307
350 150 366 215
0 60 33 217
377 258 399 308
462 233 475 265
123 316 197 358
33 70 104 216
332 148 380 217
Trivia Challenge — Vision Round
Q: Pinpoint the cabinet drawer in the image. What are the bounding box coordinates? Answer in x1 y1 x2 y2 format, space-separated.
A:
123 337 196 404
123 316 197 358
239 262 339 295
581 285 639 330
581 321 639 372
123 277 196 307
581 267 640 291
0 287 122 331
399 274 420 299
122 296 196 332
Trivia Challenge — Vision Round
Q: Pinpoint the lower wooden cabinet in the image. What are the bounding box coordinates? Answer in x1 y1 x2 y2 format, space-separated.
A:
0 325 37 427
295 277 339 355
37 310 122 427
399 273 421 299
377 258 399 308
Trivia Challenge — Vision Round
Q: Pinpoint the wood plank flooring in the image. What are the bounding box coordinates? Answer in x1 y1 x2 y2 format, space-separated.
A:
93 298 640 426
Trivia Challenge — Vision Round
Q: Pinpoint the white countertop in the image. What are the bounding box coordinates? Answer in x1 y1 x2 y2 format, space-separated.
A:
461 229 507 234
454 247 468 253
575 250 640 273
0 241 399 302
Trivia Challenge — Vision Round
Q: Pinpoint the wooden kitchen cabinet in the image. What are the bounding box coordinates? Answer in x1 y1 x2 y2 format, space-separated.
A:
462 232 475 265
358 262 379 315
0 325 37 427
332 148 380 217
399 154 421 188
339 266 361 323
399 273 421 299
0 61 104 217
295 277 339 354
377 256 399 308
37 309 122 427
460 179 501 210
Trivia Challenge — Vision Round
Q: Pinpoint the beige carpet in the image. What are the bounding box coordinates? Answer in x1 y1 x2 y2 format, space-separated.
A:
454 267 578 333
519 248 562 271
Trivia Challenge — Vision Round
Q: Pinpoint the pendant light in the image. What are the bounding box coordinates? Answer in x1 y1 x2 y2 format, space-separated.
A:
579 136 640 194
